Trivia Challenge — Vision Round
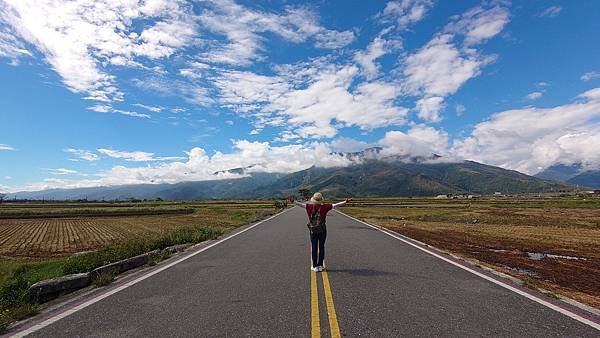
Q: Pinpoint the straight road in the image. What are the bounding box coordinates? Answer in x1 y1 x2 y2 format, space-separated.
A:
10 207 599 337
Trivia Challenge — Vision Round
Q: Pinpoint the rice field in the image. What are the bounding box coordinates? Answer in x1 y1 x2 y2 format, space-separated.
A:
0 201 278 258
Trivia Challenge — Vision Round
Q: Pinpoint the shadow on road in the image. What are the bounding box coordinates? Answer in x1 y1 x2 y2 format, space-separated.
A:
326 268 397 277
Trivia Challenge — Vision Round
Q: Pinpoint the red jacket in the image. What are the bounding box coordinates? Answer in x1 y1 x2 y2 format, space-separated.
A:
305 203 333 222
296 201 347 224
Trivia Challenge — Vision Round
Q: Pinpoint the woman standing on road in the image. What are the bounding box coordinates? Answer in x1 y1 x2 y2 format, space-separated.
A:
294 192 351 272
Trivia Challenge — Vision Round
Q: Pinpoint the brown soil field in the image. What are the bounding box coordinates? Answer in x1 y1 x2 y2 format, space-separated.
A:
0 202 277 258
343 198 600 309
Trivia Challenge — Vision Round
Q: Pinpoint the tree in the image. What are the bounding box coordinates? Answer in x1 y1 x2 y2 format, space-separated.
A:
0 193 6 204
298 188 311 201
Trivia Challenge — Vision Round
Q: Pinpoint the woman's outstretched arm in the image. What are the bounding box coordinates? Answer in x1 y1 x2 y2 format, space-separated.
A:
332 198 352 209
293 200 306 208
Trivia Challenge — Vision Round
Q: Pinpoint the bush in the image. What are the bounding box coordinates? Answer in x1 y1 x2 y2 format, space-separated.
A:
92 271 115 287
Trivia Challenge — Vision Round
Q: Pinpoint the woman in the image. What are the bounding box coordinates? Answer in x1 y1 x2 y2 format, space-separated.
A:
295 192 351 272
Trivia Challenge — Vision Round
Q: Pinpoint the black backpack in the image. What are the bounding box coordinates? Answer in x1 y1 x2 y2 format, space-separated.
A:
307 205 326 234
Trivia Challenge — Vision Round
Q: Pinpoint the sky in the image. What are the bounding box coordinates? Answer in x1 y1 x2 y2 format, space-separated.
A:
0 0 599 193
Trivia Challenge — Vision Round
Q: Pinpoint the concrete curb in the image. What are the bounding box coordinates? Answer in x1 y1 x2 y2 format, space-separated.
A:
28 273 90 304
27 244 194 304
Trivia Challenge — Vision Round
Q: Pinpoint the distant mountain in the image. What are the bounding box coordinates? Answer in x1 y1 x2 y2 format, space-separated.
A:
8 172 283 201
250 160 574 198
7 158 576 201
535 163 600 189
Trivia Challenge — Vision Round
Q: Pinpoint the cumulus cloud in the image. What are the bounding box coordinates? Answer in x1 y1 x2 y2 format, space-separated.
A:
0 143 15 151
403 34 494 121
8 140 356 192
451 87 600 174
402 3 508 122
380 124 448 158
215 63 408 138
539 6 562 18
380 0 434 29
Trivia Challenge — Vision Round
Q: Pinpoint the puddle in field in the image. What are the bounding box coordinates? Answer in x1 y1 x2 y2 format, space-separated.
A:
503 265 540 277
526 252 587 261
527 252 545 261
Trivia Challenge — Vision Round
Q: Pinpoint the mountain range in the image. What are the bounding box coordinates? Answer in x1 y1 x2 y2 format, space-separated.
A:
535 163 600 189
7 151 577 200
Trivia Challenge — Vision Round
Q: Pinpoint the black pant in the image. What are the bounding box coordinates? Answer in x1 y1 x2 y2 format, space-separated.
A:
310 231 327 268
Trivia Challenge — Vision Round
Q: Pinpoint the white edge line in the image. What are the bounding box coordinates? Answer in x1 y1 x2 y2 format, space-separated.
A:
11 207 294 338
335 210 600 331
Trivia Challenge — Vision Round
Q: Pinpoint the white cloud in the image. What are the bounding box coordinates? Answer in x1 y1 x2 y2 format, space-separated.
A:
8 140 356 192
403 34 494 121
198 1 354 66
380 0 434 29
330 138 372 153
215 63 409 138
379 124 448 158
581 71 600 82
402 4 508 122
0 143 15 151
64 148 99 162
0 18 31 61
132 103 162 112
415 96 445 122
526 91 543 100
45 168 79 175
455 104 466 116
1 0 196 102
539 6 562 18
451 88 600 174
97 148 183 162
111 109 150 119
314 30 355 49
88 105 112 113
354 37 389 80
445 4 510 45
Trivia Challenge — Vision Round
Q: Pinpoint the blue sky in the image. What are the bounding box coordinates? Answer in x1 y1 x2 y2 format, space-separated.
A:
0 0 599 192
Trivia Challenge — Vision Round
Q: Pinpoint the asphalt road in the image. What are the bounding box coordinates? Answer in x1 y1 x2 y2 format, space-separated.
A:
12 207 599 337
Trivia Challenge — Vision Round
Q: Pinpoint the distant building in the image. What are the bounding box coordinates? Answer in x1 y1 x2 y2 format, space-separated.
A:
494 192 502 196
468 194 481 199
435 194 450 199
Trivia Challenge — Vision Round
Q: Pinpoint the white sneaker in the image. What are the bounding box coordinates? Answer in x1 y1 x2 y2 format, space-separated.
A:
311 266 318 272
316 266 324 272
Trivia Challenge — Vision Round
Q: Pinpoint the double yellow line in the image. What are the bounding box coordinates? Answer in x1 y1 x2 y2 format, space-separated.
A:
311 263 341 338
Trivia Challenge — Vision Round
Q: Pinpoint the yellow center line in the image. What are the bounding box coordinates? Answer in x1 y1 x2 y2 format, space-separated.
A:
321 263 341 338
311 267 321 337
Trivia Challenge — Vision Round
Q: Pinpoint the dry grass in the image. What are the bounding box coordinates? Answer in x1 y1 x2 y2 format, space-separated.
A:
343 197 600 309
